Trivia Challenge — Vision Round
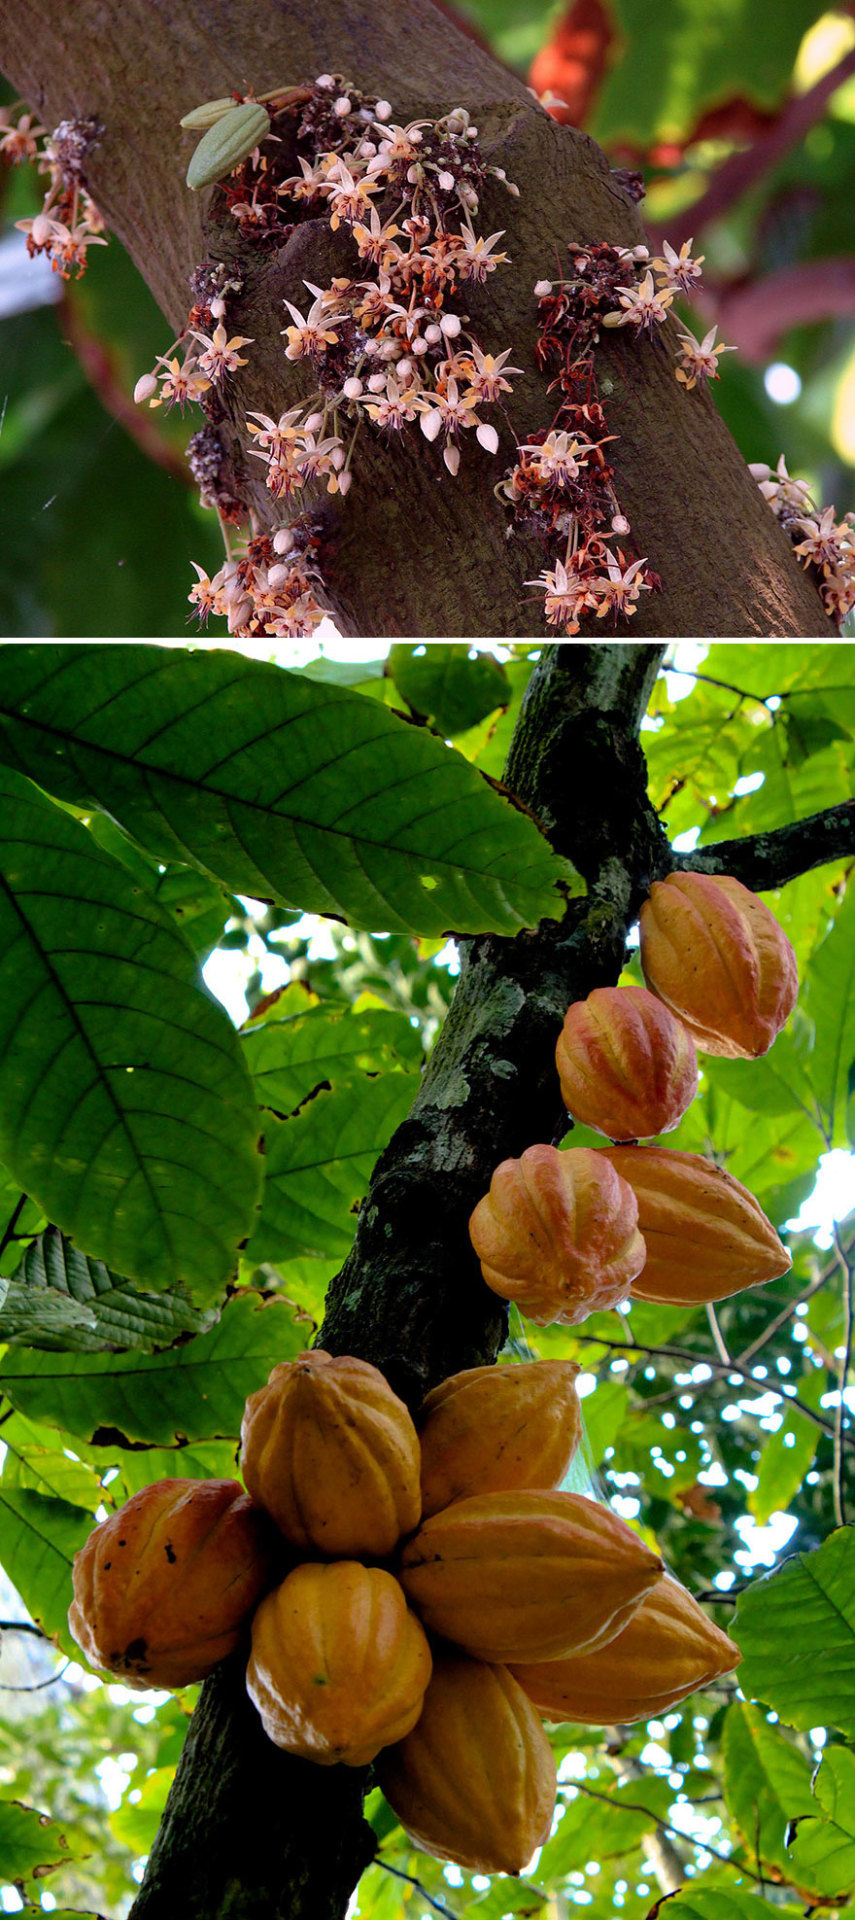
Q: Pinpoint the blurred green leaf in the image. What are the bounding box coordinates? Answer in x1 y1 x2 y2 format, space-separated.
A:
0 1796 88 1881
0 1490 91 1653
722 1700 816 1882
388 644 510 736
734 1529 855 1735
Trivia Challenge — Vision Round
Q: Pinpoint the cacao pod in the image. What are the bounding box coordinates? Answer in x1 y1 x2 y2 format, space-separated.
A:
639 871 798 1058
419 1359 582 1518
598 1146 791 1304
555 984 698 1141
240 1351 421 1558
399 1489 663 1662
512 1575 741 1724
246 1561 432 1766
377 1652 556 1874
68 1478 276 1689
469 1143 645 1326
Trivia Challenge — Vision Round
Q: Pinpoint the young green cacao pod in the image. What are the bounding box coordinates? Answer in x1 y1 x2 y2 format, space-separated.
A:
639 870 798 1058
555 983 698 1141
240 1352 422 1559
598 1146 791 1304
399 1489 663 1663
511 1576 741 1724
68 1478 277 1689
469 1143 645 1325
186 101 271 189
246 1561 432 1766
418 1359 582 1518
377 1653 556 1874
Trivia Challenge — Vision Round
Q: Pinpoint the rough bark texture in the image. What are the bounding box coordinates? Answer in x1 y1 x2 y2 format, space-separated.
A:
0 0 837 636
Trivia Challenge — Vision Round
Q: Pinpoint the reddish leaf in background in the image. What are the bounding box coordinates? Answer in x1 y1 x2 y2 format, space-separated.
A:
528 0 613 128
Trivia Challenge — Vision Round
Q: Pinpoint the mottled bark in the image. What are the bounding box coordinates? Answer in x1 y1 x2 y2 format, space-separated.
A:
0 0 836 635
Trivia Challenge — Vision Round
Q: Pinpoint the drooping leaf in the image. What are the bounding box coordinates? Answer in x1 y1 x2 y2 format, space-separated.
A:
0 1489 91 1651
0 645 577 938
109 1766 174 1855
733 1529 855 1735
0 1292 308 1448
0 1797 87 1881
246 1074 417 1264
722 1701 816 1883
0 768 262 1300
0 1227 218 1352
387 643 510 736
787 1745 855 1898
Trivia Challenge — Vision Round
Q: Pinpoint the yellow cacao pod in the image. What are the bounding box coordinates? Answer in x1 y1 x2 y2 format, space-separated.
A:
399 1489 663 1663
511 1575 741 1724
418 1359 582 1518
68 1478 276 1690
240 1351 422 1558
378 1652 556 1874
246 1561 432 1766
639 871 798 1058
599 1146 791 1304
469 1143 645 1326
555 984 698 1141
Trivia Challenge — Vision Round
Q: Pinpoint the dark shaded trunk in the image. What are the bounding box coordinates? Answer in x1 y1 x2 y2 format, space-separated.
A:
0 0 836 635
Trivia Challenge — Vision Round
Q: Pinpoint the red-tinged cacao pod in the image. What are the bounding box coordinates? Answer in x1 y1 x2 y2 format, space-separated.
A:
240 1351 421 1558
468 1143 645 1326
639 870 798 1058
68 1478 277 1689
598 1146 791 1304
511 1575 741 1724
399 1489 663 1663
377 1652 556 1874
246 1561 432 1766
419 1359 582 1518
555 984 698 1141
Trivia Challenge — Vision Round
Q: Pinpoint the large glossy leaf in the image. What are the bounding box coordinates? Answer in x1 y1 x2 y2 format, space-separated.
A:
722 1701 816 1883
0 645 576 937
787 1747 855 1897
0 1409 103 1510
733 1529 855 1735
0 1227 217 1352
387 644 510 736
0 769 262 1299
0 1488 91 1652
246 1074 417 1264
0 1293 308 1447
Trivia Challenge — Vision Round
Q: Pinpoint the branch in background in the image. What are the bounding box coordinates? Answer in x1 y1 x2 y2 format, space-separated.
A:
678 798 855 890
710 257 855 364
59 293 192 485
571 1332 846 1442
654 43 855 251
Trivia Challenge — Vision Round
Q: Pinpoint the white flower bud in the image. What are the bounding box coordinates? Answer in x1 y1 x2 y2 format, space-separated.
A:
476 422 499 455
273 528 296 554
343 376 363 399
375 100 392 121
439 313 461 337
424 323 442 344
267 563 294 588
210 296 227 319
31 213 57 246
443 442 461 474
334 96 352 117
611 514 630 533
315 74 335 89
412 336 429 355
534 279 552 296
305 412 324 432
337 469 352 494
368 372 387 392
437 170 455 191
133 372 159 404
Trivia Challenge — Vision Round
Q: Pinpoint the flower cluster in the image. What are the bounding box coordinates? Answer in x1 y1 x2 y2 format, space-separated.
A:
751 456 855 625
497 242 661 633
3 109 107 279
186 517 327 638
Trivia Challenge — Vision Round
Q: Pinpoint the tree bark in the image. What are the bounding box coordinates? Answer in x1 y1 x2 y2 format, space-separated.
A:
0 0 837 636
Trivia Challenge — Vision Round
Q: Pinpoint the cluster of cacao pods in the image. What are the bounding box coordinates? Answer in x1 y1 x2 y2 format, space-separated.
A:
470 870 798 1327
69 1350 740 1876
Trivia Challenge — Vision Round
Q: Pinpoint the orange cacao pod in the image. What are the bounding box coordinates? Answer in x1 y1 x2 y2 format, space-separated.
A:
512 1575 741 1724
555 984 698 1141
419 1359 582 1518
399 1489 663 1662
599 1146 791 1304
469 1143 645 1326
68 1478 276 1689
240 1351 421 1557
639 871 798 1058
377 1652 556 1874
246 1561 432 1766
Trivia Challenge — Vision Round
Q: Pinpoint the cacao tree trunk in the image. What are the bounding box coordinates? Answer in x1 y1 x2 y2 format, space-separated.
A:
0 0 836 635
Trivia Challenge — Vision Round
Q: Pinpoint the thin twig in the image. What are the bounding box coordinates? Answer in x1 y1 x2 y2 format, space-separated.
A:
706 1303 732 1366
832 1224 855 1528
375 1859 462 1919
0 1619 48 1637
735 1271 833 1368
571 1334 845 1441
0 1660 70 1691
569 1782 768 1886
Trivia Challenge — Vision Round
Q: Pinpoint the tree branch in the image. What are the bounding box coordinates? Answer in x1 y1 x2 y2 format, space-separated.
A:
677 798 855 890
0 0 835 635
